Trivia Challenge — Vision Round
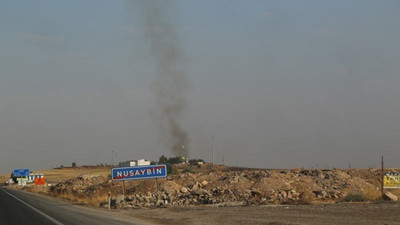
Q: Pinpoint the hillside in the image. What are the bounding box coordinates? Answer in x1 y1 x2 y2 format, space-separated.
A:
12 164 400 208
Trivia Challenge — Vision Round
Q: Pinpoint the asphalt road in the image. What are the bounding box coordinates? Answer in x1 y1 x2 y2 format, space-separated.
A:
125 203 400 225
0 187 153 225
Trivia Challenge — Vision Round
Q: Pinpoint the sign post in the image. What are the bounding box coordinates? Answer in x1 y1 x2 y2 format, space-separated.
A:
381 156 384 199
122 180 126 200
111 164 168 203
108 191 111 210
156 178 159 192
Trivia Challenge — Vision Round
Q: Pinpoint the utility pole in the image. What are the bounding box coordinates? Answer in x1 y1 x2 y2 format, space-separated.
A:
112 149 118 167
112 149 115 167
381 155 385 199
212 135 214 169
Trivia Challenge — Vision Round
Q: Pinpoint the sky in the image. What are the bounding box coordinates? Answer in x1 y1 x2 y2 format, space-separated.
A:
1 0 400 173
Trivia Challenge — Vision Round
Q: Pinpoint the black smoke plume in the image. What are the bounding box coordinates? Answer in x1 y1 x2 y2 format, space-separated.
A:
131 1 189 157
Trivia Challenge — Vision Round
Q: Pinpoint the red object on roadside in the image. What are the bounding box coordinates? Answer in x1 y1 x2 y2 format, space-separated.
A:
34 177 46 185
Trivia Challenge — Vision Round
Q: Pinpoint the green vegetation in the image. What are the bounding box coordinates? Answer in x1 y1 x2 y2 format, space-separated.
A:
182 166 197 174
155 155 205 175
189 159 205 165
159 155 185 164
342 193 370 202
158 155 205 165
165 163 174 175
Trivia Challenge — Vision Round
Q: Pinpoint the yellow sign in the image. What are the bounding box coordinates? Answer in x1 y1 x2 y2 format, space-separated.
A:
384 173 400 189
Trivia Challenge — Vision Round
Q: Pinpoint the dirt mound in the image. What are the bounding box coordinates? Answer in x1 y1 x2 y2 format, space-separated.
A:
19 166 399 208
109 167 391 208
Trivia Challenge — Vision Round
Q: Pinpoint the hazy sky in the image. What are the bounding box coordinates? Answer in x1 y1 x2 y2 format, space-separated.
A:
1 0 400 173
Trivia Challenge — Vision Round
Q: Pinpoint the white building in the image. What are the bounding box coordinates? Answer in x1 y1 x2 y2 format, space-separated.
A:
27 173 44 183
119 159 151 167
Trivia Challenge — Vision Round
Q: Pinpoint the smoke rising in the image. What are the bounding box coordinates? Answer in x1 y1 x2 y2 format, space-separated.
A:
136 1 189 157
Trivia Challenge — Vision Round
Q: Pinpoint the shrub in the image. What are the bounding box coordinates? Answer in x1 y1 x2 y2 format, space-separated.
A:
342 193 369 202
183 166 197 174
158 155 185 165
166 163 174 175
159 155 168 164
167 156 185 164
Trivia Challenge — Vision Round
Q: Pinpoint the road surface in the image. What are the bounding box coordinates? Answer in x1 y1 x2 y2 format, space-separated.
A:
2 187 400 225
123 202 400 225
0 187 152 225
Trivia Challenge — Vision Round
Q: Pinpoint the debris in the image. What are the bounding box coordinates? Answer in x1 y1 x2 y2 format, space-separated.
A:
384 192 398 201
19 166 399 209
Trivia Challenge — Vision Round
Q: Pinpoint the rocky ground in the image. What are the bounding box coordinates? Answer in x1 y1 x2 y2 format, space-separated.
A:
121 203 400 225
18 165 400 209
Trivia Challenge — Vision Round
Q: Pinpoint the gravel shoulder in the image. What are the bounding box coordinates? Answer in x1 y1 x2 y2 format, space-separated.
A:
122 203 400 225
7 186 400 225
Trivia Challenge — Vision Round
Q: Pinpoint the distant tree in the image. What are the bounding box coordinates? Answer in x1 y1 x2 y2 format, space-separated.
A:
159 155 168 164
72 162 77 168
166 163 174 175
167 156 185 164
10 172 18 183
158 155 187 165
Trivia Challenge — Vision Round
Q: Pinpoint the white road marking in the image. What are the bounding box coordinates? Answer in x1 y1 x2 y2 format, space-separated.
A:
1 188 65 225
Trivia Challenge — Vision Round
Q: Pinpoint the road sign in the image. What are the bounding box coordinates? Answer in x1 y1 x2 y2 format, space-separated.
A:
112 164 167 181
13 169 29 177
384 172 400 189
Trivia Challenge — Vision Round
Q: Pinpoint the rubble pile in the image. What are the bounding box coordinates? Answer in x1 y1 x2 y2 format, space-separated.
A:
23 167 394 208
106 168 384 208
49 175 111 197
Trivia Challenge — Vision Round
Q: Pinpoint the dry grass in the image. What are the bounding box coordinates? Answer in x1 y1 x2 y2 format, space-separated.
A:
1 167 110 184
358 186 400 201
0 173 10 183
388 189 400 196
36 166 111 184
2 166 111 207
35 166 111 206
55 192 109 207
342 193 370 202
362 186 382 200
